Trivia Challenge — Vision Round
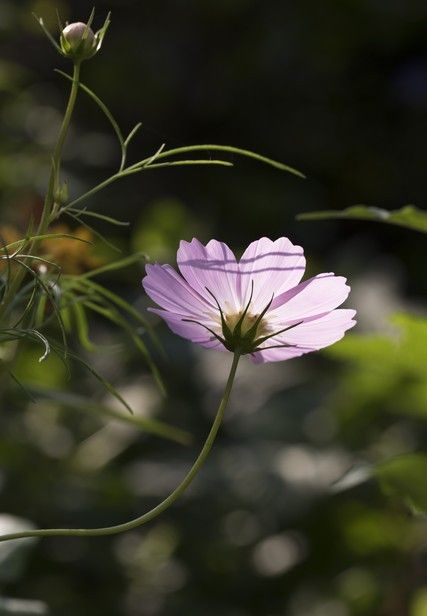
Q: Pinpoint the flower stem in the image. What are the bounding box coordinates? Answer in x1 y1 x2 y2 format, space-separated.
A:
0 62 81 328
39 61 81 231
0 352 241 542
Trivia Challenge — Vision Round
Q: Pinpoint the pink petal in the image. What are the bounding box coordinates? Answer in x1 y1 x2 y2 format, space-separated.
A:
251 309 356 363
277 309 356 348
269 273 350 323
238 237 305 312
177 239 241 312
251 346 307 364
149 308 225 350
143 263 211 317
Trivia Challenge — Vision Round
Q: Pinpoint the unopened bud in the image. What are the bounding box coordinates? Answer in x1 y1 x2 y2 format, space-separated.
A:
55 181 69 205
60 22 97 61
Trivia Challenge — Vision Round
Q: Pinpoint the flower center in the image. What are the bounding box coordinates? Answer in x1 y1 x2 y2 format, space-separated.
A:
183 285 300 355
216 307 271 354
224 311 268 338
183 283 302 355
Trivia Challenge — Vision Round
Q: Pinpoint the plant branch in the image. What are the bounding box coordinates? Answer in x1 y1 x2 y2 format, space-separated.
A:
0 352 240 542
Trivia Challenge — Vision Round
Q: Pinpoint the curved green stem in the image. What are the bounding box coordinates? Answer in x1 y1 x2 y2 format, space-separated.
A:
59 143 303 216
0 352 241 542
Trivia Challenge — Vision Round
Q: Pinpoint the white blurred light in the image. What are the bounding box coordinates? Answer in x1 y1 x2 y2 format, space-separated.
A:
252 532 306 576
275 445 350 491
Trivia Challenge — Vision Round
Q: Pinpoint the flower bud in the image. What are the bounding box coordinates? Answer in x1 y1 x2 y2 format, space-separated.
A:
60 22 97 61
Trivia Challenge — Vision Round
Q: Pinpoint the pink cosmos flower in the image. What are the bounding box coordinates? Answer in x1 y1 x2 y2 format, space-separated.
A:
142 237 356 363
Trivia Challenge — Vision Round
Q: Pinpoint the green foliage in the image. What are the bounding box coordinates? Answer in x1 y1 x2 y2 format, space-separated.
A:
298 205 427 233
0 22 301 428
12 345 66 388
376 454 427 513
132 198 206 261
327 314 427 513
327 313 427 420
339 503 413 555
1 2 426 615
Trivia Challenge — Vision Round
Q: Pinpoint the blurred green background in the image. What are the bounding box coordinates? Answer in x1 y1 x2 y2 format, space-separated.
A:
0 0 426 615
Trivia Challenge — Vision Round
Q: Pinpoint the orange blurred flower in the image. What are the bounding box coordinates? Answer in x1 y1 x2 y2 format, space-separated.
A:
40 224 103 275
0 225 22 273
0 225 21 248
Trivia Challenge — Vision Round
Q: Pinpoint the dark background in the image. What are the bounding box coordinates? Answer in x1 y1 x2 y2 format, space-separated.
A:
0 1 426 615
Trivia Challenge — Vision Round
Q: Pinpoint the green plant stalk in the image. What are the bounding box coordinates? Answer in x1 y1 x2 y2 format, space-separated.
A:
0 62 81 328
40 61 81 230
0 352 240 542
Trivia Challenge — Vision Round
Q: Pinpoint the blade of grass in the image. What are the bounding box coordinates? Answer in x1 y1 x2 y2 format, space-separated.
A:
74 278 163 355
71 301 95 351
74 252 147 280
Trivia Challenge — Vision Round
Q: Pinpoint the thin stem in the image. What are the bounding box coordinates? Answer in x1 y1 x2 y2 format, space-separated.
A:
60 171 122 212
0 352 241 542
59 141 302 216
60 159 231 214
41 61 81 230
126 144 305 176
0 63 81 327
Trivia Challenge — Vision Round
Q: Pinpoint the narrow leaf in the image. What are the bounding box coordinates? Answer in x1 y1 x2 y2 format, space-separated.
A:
30 387 192 446
76 252 147 279
71 301 95 351
131 144 305 177
376 453 427 513
68 207 130 227
141 159 234 170
297 205 427 234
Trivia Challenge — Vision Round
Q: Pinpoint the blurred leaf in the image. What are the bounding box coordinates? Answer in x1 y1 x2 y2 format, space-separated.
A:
29 387 192 446
340 504 412 555
10 333 136 416
411 588 427 616
376 454 427 514
392 313 427 377
331 463 373 493
327 333 396 365
12 345 66 389
298 205 427 233
132 198 206 262
327 313 427 422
